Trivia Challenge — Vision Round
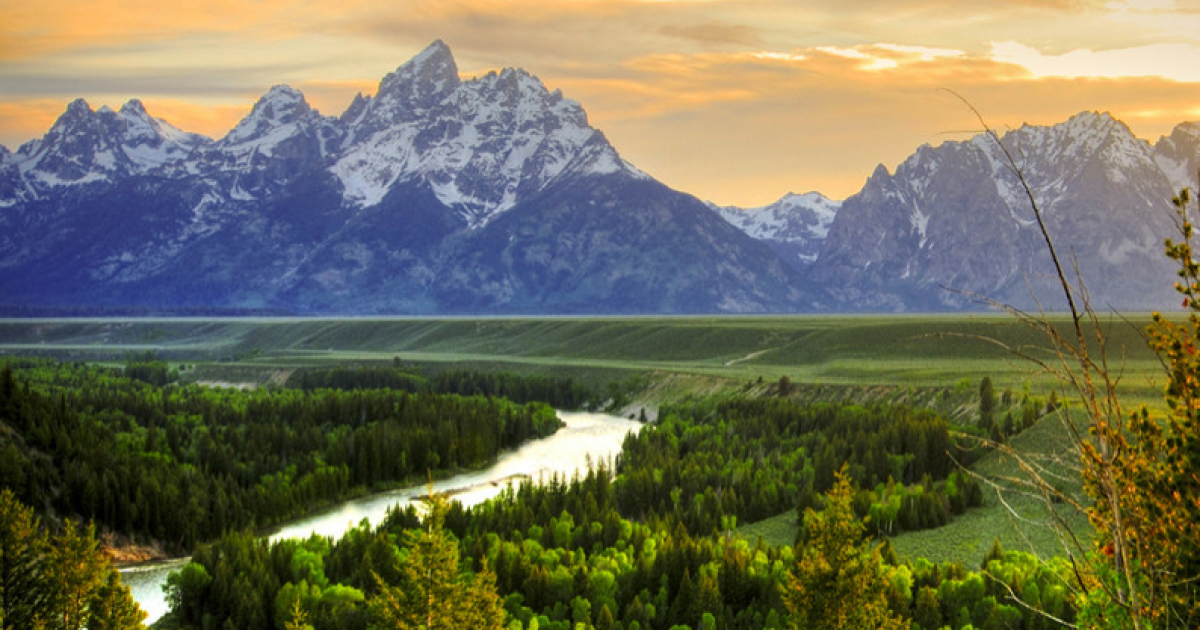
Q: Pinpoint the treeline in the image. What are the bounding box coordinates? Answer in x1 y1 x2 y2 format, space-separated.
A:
167 459 1075 630
123 351 179 387
0 489 146 629
614 399 983 537
0 359 562 551
289 366 592 409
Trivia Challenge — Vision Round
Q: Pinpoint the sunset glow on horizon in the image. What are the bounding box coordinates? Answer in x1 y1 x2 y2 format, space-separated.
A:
3 0 1199 206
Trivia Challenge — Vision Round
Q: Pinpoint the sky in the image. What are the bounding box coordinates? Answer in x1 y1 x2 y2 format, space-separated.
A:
2 0 1200 206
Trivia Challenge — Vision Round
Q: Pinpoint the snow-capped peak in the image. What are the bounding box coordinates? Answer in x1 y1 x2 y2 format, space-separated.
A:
117 99 208 171
359 40 461 129
1154 121 1200 193
332 40 639 225
62 98 94 120
15 99 130 185
718 192 841 240
992 111 1145 177
221 85 313 146
715 191 842 266
4 97 214 198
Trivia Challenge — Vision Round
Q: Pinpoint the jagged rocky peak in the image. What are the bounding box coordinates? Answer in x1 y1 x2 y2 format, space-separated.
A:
451 65 589 135
118 98 152 119
340 92 371 125
1058 109 1120 131
13 98 127 184
991 110 1147 170
331 39 637 218
221 85 316 145
1154 121 1200 192
1161 120 1200 146
116 99 208 166
7 97 212 189
481 67 544 100
715 191 843 269
41 98 113 141
59 97 97 123
775 192 841 227
370 40 461 118
854 163 899 201
117 99 168 142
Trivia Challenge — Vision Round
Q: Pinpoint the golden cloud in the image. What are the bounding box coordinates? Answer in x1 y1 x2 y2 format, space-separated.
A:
4 0 1200 204
557 45 1200 203
0 0 391 61
991 41 1200 82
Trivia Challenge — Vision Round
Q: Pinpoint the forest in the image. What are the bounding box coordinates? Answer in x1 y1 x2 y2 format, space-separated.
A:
0 358 564 551
1 356 1071 630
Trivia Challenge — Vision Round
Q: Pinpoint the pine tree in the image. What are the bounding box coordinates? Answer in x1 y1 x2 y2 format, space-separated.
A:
0 490 144 630
979 376 996 430
368 494 504 630
596 604 615 630
668 567 696 628
0 488 47 628
982 538 1005 569
913 586 942 630
283 599 314 630
46 519 107 629
85 571 147 630
783 466 910 630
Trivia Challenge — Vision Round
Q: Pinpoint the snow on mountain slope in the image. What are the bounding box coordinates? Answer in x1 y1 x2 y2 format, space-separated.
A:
5 98 208 200
714 192 841 268
1154 121 1200 194
811 111 1179 310
116 100 208 171
2 40 643 222
198 85 343 200
331 40 643 226
5 37 1198 314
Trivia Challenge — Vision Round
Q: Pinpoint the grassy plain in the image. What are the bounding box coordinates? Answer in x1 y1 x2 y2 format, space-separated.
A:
734 409 1093 563
0 314 1165 399
0 314 1165 564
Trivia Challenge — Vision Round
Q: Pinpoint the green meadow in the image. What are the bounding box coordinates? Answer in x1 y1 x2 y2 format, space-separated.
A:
0 313 1165 394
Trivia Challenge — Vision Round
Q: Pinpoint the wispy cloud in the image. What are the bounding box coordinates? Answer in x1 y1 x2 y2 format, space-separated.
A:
659 22 764 48
991 41 1200 81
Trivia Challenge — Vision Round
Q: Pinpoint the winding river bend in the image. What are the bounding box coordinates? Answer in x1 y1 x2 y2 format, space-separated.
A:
119 410 643 624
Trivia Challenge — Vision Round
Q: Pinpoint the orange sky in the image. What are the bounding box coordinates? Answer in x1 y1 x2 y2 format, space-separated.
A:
3 0 1200 206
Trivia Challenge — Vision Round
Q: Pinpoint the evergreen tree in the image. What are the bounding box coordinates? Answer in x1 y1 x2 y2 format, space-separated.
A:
982 538 1005 569
0 490 144 630
368 494 504 630
784 466 910 630
0 488 47 628
979 376 996 430
913 586 942 630
283 599 314 630
596 604 615 630
46 519 107 629
85 571 147 630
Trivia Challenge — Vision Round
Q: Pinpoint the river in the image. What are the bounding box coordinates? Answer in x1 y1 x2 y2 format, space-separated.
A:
119 410 643 625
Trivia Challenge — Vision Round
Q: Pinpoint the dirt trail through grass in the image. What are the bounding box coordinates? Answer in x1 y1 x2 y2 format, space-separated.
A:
724 348 774 366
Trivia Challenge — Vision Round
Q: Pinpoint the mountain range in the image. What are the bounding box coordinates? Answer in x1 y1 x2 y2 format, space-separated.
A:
0 40 1195 315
